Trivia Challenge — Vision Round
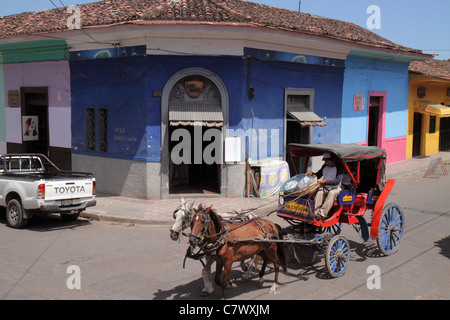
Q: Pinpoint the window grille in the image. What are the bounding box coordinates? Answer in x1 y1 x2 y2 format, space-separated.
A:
98 108 108 153
86 108 95 152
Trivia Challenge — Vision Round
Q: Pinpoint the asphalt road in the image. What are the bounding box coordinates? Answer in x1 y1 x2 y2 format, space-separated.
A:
0 167 449 301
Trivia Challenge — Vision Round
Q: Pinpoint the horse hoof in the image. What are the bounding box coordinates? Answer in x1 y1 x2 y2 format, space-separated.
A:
258 278 264 288
200 290 213 297
240 277 249 283
268 284 279 294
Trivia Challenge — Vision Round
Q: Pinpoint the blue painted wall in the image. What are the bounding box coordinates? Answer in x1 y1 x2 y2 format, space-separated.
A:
340 55 410 143
70 55 247 162
70 53 344 162
70 56 150 161
244 58 344 158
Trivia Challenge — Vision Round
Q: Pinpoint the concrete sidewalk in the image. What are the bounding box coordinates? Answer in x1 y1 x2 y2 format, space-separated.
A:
82 150 450 226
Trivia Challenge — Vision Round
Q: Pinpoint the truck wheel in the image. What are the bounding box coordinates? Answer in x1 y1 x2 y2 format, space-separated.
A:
6 199 28 229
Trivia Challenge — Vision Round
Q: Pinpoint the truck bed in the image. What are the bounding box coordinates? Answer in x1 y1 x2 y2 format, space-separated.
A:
0 172 93 181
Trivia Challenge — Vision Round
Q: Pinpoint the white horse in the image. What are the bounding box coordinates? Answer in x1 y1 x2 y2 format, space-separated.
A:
169 198 260 296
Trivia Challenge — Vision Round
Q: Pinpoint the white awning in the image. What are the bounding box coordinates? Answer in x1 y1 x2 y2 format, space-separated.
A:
169 102 224 127
287 106 327 127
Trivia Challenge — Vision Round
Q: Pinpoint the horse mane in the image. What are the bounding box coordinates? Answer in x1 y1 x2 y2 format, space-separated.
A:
206 206 225 233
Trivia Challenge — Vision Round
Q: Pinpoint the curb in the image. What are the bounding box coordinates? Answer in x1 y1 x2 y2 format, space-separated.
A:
81 211 171 226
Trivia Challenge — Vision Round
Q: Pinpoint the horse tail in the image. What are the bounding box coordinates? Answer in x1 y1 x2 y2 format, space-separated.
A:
275 224 288 273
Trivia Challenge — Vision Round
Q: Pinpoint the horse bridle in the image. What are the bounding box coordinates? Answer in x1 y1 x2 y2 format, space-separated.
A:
171 205 193 236
189 209 227 252
189 210 212 245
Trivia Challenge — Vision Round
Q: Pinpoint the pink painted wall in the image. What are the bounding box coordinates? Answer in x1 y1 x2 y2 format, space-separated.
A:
357 136 406 164
383 137 406 164
3 61 71 148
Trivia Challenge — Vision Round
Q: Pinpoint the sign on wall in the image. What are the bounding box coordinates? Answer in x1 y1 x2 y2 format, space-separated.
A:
224 136 241 163
184 80 205 98
417 86 426 98
8 90 20 108
22 116 39 141
353 94 364 111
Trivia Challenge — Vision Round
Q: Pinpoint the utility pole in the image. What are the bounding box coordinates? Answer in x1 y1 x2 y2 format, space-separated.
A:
298 0 301 13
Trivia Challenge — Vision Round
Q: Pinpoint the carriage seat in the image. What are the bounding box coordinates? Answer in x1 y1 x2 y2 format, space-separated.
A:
337 189 356 205
332 190 368 215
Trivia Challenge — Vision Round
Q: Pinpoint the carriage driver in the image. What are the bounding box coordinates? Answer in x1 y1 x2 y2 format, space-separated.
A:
306 152 344 220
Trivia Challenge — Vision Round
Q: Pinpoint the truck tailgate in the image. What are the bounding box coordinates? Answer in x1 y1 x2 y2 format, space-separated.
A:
44 179 94 200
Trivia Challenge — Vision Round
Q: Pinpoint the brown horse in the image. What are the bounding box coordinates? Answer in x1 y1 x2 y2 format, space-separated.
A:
189 205 287 299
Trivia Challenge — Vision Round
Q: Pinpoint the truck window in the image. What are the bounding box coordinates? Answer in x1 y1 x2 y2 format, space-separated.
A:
21 159 30 170
31 158 43 170
10 159 20 170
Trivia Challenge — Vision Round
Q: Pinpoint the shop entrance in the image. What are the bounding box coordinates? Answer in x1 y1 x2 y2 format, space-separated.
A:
439 117 450 151
286 96 311 177
284 89 324 176
167 75 224 195
367 92 386 149
368 96 380 147
412 112 423 156
21 87 49 155
169 125 221 194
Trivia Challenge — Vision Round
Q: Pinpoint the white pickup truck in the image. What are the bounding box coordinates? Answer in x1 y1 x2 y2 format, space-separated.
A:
0 154 96 228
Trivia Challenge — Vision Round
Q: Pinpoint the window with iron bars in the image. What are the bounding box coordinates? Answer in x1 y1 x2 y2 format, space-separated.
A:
98 108 108 153
86 108 95 152
85 108 108 153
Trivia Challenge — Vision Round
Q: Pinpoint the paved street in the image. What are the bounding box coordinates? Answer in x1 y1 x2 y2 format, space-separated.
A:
0 167 449 301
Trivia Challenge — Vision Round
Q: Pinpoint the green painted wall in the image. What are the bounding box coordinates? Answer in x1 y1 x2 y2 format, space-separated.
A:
0 39 68 144
0 40 68 64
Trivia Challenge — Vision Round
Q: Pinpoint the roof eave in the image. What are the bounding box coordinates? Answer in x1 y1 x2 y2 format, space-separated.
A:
0 20 433 62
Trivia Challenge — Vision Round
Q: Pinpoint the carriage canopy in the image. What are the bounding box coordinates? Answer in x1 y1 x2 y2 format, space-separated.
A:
287 143 386 163
287 142 387 190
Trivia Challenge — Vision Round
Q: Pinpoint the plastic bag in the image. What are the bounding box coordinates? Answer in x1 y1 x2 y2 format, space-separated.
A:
297 174 316 190
282 174 313 193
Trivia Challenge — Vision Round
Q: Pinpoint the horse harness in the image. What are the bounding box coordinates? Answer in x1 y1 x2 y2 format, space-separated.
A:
185 209 280 267
172 205 193 238
184 209 225 267
189 210 228 252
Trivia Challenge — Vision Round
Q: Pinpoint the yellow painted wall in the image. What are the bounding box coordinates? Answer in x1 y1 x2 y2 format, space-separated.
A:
406 74 450 158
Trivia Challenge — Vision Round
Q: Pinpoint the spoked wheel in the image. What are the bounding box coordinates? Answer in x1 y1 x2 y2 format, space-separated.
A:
322 223 342 235
377 203 404 256
325 235 350 278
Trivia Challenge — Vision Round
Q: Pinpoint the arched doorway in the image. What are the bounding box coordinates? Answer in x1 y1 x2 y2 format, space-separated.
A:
161 68 229 198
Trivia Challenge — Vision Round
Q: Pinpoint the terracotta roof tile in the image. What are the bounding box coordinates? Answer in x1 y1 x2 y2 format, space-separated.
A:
0 0 422 54
409 59 450 80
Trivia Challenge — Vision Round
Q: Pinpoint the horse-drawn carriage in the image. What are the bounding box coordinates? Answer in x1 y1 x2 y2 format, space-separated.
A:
170 143 404 298
276 143 404 277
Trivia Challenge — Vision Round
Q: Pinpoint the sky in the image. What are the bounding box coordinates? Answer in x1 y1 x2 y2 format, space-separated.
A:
1 0 449 60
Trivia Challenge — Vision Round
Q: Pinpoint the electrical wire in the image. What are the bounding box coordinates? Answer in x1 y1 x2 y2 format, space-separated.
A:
48 0 120 47
48 0 59 9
